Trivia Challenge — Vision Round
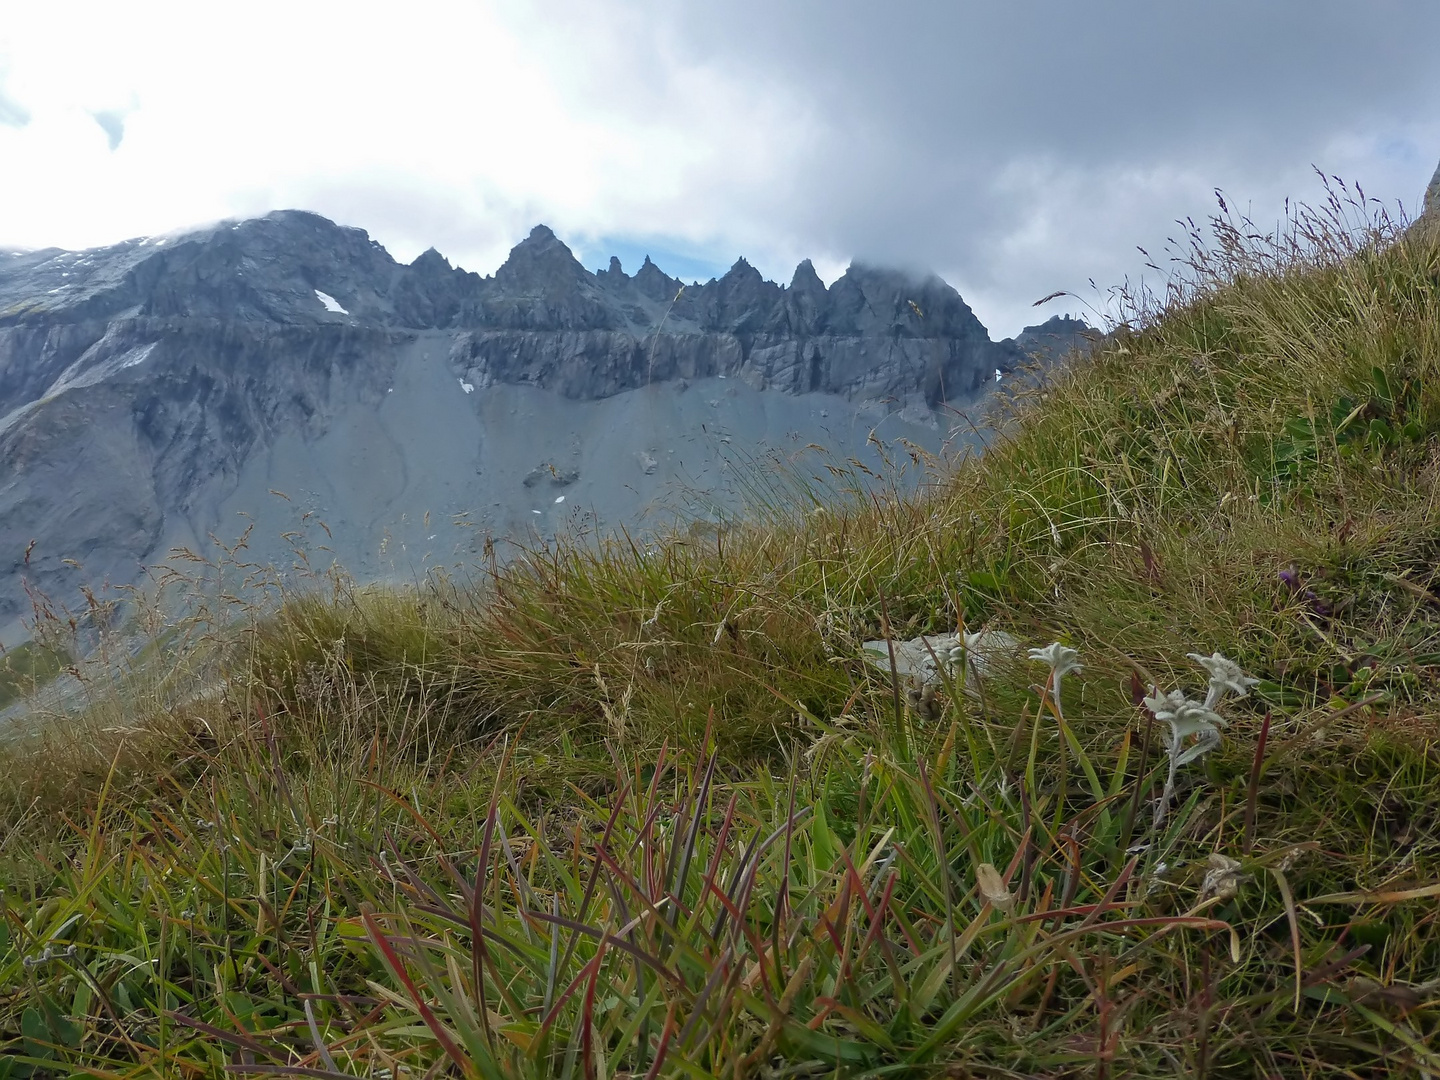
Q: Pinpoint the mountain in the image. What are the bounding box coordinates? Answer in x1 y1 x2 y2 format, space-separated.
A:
0 212 1087 644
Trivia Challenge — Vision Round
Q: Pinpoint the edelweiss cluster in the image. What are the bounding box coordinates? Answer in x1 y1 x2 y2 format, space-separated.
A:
1026 643 1258 828
1146 652 1259 827
864 631 1258 831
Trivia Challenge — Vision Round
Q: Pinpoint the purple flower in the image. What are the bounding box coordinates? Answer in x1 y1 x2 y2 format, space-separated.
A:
1279 564 1332 616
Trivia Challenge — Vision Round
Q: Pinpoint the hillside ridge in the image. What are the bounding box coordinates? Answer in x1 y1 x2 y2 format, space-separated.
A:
0 212 1089 643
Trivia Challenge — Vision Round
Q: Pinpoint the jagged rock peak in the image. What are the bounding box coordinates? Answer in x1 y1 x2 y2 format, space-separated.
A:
411 246 452 271
1024 314 1090 333
494 223 588 292
1007 314 1100 367
790 258 825 292
0 207 1040 642
0 208 1014 350
633 254 681 301
723 257 763 282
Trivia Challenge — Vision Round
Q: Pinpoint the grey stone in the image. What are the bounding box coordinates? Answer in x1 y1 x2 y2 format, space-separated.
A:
0 211 1084 645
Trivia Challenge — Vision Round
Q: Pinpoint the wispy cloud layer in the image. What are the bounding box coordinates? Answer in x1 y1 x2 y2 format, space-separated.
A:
1 1 1437 333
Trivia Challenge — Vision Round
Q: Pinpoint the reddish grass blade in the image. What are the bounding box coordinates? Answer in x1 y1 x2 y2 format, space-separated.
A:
360 907 471 1073
1243 710 1272 856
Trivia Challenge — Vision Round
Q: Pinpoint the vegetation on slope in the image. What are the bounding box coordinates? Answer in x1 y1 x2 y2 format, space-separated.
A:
0 640 68 714
1 183 1439 1076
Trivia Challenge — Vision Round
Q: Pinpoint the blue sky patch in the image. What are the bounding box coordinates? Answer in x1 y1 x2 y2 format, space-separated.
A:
581 237 731 286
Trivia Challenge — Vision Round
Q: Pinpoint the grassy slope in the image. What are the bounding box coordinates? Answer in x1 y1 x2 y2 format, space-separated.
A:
1 192 1438 1076
0 641 69 714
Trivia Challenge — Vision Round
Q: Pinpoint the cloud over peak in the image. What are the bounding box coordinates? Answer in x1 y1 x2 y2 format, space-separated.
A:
1 0 1437 335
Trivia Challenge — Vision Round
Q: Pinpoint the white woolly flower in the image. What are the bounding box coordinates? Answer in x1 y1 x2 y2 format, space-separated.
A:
861 627 1019 699
1028 642 1082 679
1164 698 1227 766
945 629 1021 680
1187 651 1260 709
1029 642 1082 720
1142 687 1189 722
1145 687 1228 828
942 634 981 677
1145 688 1227 765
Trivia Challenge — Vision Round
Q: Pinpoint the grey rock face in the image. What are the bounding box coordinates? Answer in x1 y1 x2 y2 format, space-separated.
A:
0 211 1072 643
1011 316 1098 364
0 211 1020 404
1426 160 1440 220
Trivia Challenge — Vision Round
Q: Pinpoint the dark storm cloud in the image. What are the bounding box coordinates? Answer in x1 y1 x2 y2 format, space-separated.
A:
666 1 1439 162
545 0 1440 330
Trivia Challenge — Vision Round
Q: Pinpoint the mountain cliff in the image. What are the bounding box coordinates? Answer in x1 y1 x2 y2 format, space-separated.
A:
0 212 1085 642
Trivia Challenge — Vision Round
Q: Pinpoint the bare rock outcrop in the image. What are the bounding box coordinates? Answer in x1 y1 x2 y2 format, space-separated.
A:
0 212 1082 641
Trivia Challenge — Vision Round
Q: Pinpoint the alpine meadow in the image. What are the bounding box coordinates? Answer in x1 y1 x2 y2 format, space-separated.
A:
2 178 1440 1078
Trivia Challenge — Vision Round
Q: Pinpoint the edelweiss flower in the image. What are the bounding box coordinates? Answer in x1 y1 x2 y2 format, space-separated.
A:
1028 641 1082 678
1141 687 1189 722
1166 699 1227 767
1145 687 1228 828
1029 641 1082 716
862 627 1019 698
1144 689 1228 761
1188 651 1260 709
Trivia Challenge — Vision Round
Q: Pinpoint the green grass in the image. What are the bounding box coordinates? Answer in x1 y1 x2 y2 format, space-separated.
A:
2 182 1439 1076
0 640 69 714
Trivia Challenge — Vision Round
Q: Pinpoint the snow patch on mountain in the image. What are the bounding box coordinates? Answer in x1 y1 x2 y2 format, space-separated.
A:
314 290 348 314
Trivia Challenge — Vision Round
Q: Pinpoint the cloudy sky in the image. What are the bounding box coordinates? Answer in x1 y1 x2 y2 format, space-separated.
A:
2 1 1438 335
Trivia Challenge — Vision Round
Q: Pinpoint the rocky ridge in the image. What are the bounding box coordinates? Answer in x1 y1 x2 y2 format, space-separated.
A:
0 212 1090 643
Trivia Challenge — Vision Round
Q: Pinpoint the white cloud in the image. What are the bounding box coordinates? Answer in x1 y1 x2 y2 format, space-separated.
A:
1 0 1438 335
